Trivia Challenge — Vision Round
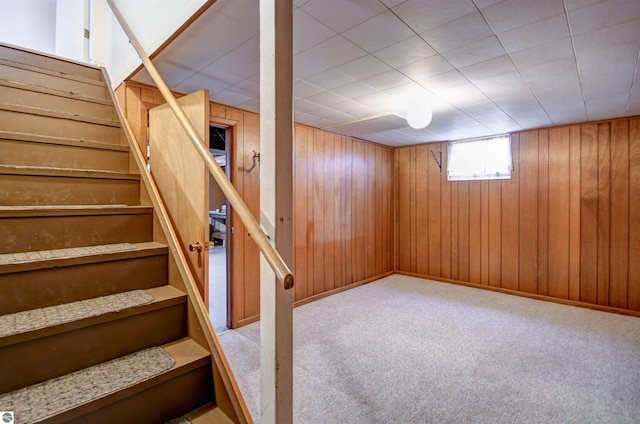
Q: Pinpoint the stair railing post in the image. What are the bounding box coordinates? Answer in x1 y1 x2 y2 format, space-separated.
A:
259 0 294 423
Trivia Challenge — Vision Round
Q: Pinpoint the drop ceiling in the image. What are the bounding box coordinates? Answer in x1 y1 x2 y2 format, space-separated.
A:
132 0 640 147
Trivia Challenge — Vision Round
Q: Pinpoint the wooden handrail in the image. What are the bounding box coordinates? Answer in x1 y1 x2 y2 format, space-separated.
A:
106 0 293 290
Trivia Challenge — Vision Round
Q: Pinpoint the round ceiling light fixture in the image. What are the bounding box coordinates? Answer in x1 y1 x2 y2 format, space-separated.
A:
406 97 432 129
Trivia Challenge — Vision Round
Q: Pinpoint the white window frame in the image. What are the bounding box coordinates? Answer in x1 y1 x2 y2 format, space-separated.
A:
446 135 513 181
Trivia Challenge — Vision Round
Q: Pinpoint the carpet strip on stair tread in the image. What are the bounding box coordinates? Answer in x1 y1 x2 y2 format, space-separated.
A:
0 289 153 338
0 346 175 423
0 243 136 265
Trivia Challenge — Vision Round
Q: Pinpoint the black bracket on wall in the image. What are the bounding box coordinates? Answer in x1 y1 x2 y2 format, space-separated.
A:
429 149 442 171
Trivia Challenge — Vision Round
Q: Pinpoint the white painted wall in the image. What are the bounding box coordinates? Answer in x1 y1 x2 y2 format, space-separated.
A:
0 0 57 54
55 0 86 62
105 0 207 87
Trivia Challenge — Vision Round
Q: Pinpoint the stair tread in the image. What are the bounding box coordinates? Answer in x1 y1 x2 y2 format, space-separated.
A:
0 241 167 274
0 102 120 127
0 346 176 423
0 130 129 151
0 338 209 423
177 403 236 424
0 57 105 87
0 285 185 345
0 205 151 217
0 164 139 179
0 78 112 106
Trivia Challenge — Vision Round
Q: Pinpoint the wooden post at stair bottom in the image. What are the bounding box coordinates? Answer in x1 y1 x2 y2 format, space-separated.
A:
259 0 294 423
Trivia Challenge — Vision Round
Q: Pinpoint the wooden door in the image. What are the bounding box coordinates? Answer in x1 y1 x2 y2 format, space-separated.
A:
149 90 210 303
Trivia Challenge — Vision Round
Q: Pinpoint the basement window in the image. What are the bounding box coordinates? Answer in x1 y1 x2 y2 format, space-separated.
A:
446 135 512 181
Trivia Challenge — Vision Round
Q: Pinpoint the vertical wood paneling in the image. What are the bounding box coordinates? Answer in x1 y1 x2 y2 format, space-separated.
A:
428 146 441 276
440 145 452 279
241 112 260 318
355 141 367 281
416 147 429 275
597 123 611 305
580 124 598 304
480 180 489 286
468 182 481 284
501 134 519 291
519 131 538 294
333 136 343 289
538 130 549 296
488 179 501 287
306 127 315 298
366 143 376 279
458 181 470 282
629 118 640 311
547 127 570 299
568 125 582 301
323 134 335 291
394 117 638 314
312 130 325 295
294 125 308 301
609 120 629 309
343 137 354 286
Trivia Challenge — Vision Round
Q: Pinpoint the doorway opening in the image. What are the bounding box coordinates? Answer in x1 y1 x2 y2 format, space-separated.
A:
208 124 229 333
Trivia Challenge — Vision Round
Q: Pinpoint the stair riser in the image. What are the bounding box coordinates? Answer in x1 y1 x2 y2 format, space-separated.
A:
0 84 115 120
0 109 120 144
0 303 187 393
0 213 152 254
0 138 129 172
0 62 106 99
0 254 168 315
0 174 140 206
0 45 102 81
63 366 213 424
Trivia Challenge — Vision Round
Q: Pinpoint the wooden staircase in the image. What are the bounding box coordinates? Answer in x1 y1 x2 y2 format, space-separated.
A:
0 44 241 423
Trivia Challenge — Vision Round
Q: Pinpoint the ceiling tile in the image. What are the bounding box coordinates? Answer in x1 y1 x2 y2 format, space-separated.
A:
520 57 581 91
373 36 437 68
294 80 325 98
564 0 605 12
474 71 532 99
332 81 378 98
419 70 469 90
158 13 256 73
208 51 259 81
421 12 494 53
481 0 565 34
509 37 575 69
576 41 640 82
305 68 357 90
215 0 259 29
295 98 323 113
294 35 367 79
227 79 260 98
335 55 392 80
300 0 386 33
214 89 253 107
293 9 337 54
398 55 455 80
330 99 369 114
459 55 517 81
586 93 630 119
498 13 570 53
568 0 640 35
362 69 413 91
343 10 414 53
391 0 478 34
307 90 350 106
582 78 634 101
434 83 489 107
440 36 506 68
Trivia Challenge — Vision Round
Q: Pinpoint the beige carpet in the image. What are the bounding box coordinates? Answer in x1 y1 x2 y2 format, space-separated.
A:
0 347 175 422
0 243 136 265
219 274 640 423
0 289 153 337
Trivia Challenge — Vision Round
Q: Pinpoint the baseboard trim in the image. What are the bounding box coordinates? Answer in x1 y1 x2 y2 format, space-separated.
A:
394 271 640 318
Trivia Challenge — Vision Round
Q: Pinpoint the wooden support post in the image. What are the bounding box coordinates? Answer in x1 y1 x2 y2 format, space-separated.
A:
259 0 294 423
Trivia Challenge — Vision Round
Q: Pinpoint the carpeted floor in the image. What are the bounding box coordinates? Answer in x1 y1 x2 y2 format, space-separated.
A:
218 274 640 423
0 347 174 422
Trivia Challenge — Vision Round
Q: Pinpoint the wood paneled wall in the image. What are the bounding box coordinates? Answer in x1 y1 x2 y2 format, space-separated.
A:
395 117 640 313
294 126 395 304
115 81 395 326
